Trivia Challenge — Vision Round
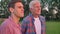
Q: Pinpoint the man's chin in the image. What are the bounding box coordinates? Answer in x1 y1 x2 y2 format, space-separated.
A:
38 13 41 15
20 15 24 18
37 13 40 15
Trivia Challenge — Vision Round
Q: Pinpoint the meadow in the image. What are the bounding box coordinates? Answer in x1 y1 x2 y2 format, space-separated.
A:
0 20 60 34
46 21 60 34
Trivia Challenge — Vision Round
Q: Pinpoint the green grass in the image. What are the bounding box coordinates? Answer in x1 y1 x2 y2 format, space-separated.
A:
46 21 60 34
0 21 2 25
0 20 60 34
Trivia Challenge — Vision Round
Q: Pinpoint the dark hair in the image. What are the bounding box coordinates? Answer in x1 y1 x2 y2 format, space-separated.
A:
8 0 22 9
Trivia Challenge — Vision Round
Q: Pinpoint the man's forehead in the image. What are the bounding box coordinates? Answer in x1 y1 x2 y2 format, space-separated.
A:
15 2 23 7
33 2 41 6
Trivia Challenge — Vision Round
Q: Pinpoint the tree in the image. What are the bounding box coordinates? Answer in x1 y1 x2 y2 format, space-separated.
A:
0 0 10 18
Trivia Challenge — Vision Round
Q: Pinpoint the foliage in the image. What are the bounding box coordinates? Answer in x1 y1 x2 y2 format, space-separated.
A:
0 0 60 20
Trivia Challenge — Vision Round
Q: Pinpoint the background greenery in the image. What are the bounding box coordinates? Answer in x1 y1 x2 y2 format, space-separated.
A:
0 0 60 20
46 21 60 34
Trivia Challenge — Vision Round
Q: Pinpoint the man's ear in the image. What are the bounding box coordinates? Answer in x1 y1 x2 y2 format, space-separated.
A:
9 7 14 13
30 8 33 12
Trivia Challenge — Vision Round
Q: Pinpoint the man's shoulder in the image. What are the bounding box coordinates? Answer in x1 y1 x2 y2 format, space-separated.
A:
39 15 45 20
40 15 45 18
0 19 13 34
39 15 46 22
22 15 31 24
23 15 31 21
0 19 11 28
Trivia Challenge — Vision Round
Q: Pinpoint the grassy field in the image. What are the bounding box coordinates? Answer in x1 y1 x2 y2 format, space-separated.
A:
46 21 60 34
0 20 60 34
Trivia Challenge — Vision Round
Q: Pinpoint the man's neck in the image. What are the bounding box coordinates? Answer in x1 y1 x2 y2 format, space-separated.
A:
11 14 20 24
33 14 39 18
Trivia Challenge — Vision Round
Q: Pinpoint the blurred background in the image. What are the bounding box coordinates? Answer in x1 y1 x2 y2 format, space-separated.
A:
0 0 60 34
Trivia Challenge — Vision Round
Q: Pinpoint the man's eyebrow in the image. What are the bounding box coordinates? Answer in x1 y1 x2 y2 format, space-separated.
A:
18 6 24 8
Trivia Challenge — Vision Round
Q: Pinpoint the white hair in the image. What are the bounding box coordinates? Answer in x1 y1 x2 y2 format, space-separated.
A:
29 0 40 8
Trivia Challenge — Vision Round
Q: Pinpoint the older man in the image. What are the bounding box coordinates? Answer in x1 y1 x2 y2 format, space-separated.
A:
0 0 24 34
21 0 46 34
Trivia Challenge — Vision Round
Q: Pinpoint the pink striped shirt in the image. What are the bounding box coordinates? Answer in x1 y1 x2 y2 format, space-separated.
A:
0 17 21 34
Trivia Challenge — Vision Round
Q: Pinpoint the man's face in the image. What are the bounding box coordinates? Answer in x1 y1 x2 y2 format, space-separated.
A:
13 2 24 17
31 2 41 15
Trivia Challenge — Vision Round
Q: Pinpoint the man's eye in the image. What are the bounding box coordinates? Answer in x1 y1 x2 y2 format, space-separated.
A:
18 7 24 8
18 7 21 8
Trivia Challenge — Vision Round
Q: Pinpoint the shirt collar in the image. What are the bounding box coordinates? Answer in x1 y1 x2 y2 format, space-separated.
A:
8 16 20 27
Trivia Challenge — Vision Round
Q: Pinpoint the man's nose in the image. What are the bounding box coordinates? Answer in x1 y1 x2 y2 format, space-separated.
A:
22 8 24 11
38 8 41 10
